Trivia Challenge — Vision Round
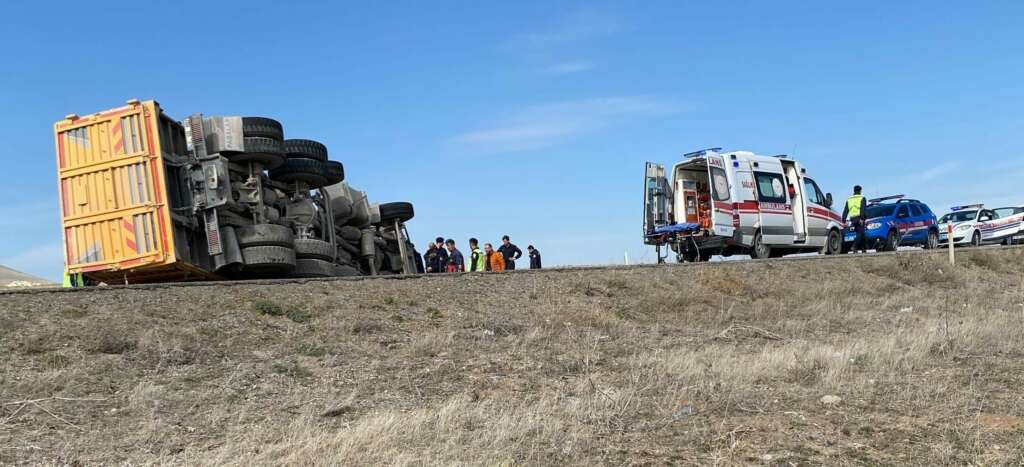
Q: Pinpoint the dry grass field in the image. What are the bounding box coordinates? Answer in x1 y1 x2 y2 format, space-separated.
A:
1 249 1023 465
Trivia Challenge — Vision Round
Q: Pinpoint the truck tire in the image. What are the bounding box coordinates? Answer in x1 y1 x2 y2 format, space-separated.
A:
221 137 285 169
332 264 361 277
378 202 414 223
750 231 770 259
291 258 334 277
335 247 353 263
237 224 294 248
283 139 328 162
323 161 345 185
294 238 335 261
242 117 284 140
241 246 296 274
339 226 362 242
269 158 328 188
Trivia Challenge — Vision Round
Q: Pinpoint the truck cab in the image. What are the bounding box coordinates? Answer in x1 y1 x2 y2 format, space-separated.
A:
644 148 843 261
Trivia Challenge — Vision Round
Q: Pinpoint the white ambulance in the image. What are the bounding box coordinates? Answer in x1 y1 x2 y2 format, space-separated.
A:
644 148 845 261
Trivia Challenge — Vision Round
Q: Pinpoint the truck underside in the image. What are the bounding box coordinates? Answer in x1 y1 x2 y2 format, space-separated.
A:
56 100 417 284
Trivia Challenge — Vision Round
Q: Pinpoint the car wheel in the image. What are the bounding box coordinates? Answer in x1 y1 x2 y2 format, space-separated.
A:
925 230 938 250
824 229 842 255
972 231 982 247
884 230 899 252
751 231 770 259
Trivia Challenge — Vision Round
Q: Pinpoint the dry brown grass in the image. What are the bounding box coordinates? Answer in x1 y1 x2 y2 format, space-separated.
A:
1 248 1023 465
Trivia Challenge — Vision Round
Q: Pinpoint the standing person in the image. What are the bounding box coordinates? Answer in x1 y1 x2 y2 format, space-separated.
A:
527 245 542 270
468 238 486 272
423 242 439 273
498 235 522 270
842 185 868 254
484 243 505 272
433 236 448 273
412 243 425 274
444 239 465 272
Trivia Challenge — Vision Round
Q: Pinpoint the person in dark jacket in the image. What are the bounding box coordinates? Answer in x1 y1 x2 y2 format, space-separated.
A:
444 239 464 272
412 243 425 274
431 236 448 273
423 242 440 273
527 245 542 269
498 235 522 270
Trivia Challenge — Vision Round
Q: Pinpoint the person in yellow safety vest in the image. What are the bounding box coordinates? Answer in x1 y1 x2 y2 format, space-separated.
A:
842 185 869 253
467 237 487 272
62 272 83 288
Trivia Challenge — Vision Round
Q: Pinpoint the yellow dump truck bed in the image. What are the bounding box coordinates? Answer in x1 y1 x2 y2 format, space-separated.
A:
55 100 218 284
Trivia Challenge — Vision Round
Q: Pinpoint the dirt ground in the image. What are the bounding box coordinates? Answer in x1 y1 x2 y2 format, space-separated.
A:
1 249 1023 465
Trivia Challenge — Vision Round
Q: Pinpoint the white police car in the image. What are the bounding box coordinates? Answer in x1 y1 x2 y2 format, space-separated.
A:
990 205 1024 245
938 204 1000 247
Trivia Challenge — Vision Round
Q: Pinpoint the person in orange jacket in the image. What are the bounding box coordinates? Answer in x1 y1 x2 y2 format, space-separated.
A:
484 243 505 271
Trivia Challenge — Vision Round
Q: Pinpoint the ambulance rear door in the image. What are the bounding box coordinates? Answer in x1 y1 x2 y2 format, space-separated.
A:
643 162 672 244
706 155 735 239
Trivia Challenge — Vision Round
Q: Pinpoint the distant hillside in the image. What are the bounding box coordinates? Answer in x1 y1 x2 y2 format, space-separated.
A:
0 264 55 287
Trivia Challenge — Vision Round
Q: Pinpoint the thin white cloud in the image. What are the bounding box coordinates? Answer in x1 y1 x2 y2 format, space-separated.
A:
450 96 678 154
505 9 619 50
541 60 595 76
915 161 960 182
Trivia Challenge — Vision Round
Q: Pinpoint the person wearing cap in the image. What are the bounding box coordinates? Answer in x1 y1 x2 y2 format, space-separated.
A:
843 185 868 253
498 235 522 270
444 239 465 273
467 238 486 272
527 245 542 270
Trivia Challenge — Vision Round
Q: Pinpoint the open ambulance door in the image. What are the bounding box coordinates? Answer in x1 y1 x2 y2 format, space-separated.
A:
706 156 736 240
644 162 672 245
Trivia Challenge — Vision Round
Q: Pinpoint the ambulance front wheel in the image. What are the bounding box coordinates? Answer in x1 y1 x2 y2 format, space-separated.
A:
750 232 771 259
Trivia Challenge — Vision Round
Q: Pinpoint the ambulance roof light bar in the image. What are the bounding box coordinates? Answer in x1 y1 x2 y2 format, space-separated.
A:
683 147 722 159
950 203 984 211
868 194 905 204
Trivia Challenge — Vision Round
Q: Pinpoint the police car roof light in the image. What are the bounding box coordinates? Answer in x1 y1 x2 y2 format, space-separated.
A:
683 147 722 158
950 203 983 211
868 194 905 204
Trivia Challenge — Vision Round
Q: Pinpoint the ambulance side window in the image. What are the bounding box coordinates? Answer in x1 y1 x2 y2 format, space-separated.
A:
754 172 786 204
710 167 730 201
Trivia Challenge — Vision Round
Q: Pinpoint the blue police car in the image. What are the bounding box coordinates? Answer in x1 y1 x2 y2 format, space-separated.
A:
843 195 940 251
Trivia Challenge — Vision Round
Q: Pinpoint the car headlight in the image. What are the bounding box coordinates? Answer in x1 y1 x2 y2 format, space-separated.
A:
866 222 882 230
955 224 972 232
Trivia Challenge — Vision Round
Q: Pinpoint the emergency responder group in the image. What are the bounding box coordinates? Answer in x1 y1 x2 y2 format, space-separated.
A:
420 235 542 273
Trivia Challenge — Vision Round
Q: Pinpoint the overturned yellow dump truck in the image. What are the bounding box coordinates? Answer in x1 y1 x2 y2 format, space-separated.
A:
55 99 417 284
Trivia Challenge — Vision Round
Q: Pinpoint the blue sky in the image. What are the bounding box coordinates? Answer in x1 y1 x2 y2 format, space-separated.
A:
1 1 1022 280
